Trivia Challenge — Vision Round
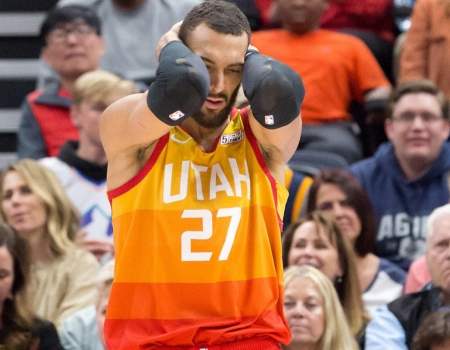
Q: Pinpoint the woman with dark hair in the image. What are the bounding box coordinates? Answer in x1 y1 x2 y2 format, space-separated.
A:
307 168 406 315
411 309 450 350
0 222 62 349
282 211 369 347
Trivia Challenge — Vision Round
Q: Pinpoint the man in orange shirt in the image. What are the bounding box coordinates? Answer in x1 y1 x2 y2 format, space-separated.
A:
251 0 392 163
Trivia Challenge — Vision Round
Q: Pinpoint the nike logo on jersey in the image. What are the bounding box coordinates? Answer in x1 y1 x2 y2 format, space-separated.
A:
171 134 191 144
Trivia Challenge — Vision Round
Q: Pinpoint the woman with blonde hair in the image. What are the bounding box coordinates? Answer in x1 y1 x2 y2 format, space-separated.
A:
282 211 369 347
283 265 358 350
0 159 100 330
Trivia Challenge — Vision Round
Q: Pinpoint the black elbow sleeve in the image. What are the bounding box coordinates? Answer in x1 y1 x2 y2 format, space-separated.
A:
147 41 210 125
242 52 305 129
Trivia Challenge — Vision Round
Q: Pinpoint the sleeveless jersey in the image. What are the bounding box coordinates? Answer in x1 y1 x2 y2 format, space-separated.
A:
105 108 290 348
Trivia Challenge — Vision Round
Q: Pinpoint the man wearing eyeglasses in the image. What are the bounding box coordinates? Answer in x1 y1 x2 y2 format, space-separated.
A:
349 79 450 272
18 5 104 160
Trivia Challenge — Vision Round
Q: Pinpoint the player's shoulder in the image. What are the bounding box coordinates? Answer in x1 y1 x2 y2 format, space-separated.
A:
103 91 145 116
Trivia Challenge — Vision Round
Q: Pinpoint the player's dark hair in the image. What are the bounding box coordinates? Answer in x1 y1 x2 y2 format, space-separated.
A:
179 0 251 45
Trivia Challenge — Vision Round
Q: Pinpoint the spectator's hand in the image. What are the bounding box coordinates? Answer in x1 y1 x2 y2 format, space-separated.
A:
75 230 115 261
81 239 115 261
156 21 183 61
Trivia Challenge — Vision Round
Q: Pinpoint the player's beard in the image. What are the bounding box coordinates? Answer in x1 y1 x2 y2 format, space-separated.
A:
192 84 240 129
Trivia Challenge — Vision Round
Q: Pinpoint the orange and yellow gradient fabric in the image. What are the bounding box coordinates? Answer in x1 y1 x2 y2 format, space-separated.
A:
105 108 290 348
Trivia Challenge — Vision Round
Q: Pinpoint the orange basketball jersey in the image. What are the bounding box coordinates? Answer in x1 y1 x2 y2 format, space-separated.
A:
105 108 290 348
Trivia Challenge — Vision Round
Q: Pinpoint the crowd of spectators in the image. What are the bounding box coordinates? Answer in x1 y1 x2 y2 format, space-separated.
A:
1 0 449 348
281 211 370 347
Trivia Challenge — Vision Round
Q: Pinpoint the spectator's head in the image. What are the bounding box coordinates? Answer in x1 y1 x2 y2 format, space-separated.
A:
276 0 329 34
425 204 450 300
282 212 343 281
385 80 450 173
282 211 368 336
71 70 139 150
0 159 79 258
178 1 250 130
411 310 450 350
95 259 114 349
40 5 104 83
0 222 35 348
283 265 358 350
307 168 377 257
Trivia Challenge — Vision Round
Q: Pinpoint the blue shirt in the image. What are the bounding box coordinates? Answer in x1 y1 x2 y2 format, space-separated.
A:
349 142 450 270
59 306 103 350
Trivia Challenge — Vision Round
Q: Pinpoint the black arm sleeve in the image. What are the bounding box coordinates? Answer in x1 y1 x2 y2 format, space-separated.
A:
147 41 210 125
242 51 305 129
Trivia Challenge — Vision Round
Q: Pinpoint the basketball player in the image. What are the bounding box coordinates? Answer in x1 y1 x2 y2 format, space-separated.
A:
100 1 305 348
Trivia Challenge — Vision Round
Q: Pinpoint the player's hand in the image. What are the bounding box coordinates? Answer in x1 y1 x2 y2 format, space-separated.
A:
156 21 183 61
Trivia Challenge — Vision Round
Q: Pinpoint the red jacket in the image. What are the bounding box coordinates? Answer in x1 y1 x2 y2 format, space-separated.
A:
19 83 79 159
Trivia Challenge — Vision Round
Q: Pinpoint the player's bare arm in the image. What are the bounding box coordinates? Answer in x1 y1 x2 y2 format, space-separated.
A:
242 48 305 183
249 114 302 183
100 22 210 189
99 93 167 188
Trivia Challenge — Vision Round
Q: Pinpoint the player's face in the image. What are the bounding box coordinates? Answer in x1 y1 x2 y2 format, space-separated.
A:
186 23 248 129
385 93 450 168
288 221 343 282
